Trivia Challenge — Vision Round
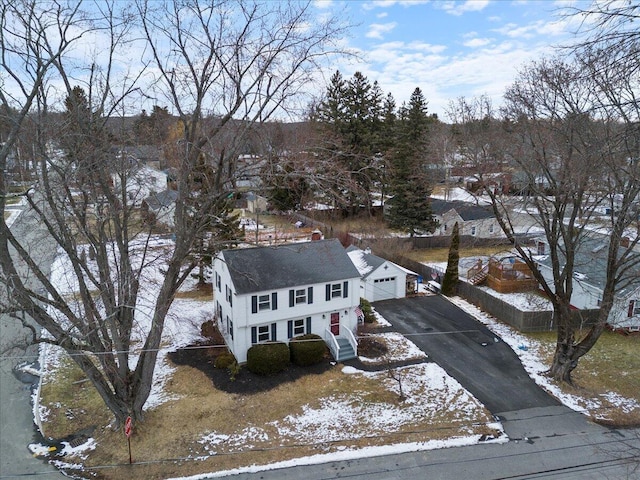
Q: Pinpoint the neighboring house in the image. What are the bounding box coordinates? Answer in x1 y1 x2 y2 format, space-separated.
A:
213 238 362 363
113 164 169 207
346 246 418 302
535 236 640 332
430 198 504 238
141 189 178 228
246 192 268 214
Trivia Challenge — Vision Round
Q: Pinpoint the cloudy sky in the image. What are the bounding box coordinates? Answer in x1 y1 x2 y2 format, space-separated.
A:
315 0 588 119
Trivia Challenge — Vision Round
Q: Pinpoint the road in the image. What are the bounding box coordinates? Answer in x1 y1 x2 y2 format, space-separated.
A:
0 202 64 479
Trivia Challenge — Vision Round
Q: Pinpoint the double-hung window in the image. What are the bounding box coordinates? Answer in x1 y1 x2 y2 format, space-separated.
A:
289 287 313 307
251 323 277 344
251 292 278 313
295 289 307 304
326 281 349 301
258 294 270 311
288 317 312 338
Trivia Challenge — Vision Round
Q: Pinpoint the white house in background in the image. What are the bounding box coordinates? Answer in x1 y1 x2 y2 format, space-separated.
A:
141 189 178 228
535 236 640 332
346 246 418 302
430 198 504 238
112 164 168 207
213 238 362 363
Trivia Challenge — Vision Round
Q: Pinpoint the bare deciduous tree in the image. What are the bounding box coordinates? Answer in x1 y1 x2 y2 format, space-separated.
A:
0 0 349 427
450 53 640 383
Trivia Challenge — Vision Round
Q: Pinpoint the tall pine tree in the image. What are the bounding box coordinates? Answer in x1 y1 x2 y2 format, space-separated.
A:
317 71 385 215
385 87 436 235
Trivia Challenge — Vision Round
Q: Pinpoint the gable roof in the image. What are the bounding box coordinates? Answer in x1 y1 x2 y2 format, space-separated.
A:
346 245 383 277
144 189 178 211
430 199 495 221
346 245 418 278
535 234 640 297
221 239 361 294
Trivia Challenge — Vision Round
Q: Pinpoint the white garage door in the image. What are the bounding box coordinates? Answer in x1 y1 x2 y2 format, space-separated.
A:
372 276 397 301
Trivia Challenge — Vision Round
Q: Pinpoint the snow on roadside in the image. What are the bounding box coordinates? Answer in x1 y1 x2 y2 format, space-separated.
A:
36 241 507 478
446 295 640 418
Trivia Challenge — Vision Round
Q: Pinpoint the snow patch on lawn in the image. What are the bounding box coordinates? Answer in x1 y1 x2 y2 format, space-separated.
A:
358 332 427 364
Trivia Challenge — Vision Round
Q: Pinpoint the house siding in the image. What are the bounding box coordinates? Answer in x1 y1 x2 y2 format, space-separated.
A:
363 261 407 301
213 252 360 363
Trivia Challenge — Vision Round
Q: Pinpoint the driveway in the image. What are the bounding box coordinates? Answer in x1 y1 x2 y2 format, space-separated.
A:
372 295 559 414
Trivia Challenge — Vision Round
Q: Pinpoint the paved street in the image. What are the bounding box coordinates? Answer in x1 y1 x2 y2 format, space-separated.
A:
0 203 64 479
228 426 640 479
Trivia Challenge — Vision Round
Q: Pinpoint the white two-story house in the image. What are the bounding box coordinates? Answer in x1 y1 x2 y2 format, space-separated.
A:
213 238 362 363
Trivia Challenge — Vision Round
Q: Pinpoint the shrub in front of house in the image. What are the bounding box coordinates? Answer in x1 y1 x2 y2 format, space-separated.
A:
360 298 376 323
214 351 236 369
289 334 326 366
246 342 290 375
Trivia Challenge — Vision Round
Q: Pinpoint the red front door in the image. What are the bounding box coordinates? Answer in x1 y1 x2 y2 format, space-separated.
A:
330 312 340 335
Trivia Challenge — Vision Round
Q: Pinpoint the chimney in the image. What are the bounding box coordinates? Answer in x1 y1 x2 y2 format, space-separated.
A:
621 236 630 248
311 229 323 241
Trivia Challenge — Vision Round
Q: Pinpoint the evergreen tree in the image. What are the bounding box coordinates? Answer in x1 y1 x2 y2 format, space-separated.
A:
317 70 386 215
441 222 460 296
385 87 436 235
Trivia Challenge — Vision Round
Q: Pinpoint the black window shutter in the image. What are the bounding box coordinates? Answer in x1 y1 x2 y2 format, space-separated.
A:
306 317 311 334
629 300 635 317
343 281 348 298
251 326 257 344
271 323 277 341
251 295 257 314
289 289 295 307
288 320 293 338
326 284 331 301
229 290 232 307
308 287 313 304
272 292 278 310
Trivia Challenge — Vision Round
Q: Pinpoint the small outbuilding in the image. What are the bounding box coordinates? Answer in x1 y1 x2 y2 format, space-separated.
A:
346 246 418 302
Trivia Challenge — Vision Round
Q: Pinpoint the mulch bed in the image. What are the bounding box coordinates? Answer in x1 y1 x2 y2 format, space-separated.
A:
168 343 334 395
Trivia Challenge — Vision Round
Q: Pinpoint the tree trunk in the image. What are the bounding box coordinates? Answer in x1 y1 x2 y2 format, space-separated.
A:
549 342 578 383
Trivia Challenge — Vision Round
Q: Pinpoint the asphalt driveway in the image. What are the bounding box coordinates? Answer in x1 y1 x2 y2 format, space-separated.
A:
372 295 559 414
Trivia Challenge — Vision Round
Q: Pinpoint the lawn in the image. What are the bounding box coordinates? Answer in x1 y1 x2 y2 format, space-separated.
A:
527 330 640 426
37 322 499 479
34 249 499 479
404 245 514 263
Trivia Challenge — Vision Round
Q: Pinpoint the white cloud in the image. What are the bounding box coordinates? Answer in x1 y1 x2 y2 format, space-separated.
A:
362 0 430 11
313 0 334 9
377 12 389 18
463 37 491 47
439 0 490 16
366 22 398 39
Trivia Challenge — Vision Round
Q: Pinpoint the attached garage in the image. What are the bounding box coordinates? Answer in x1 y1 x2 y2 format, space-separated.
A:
372 276 398 301
346 246 418 303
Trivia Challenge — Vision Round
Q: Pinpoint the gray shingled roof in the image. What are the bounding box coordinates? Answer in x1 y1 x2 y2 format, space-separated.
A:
221 239 361 294
430 199 495 221
144 189 178 211
536 235 640 297
345 245 385 278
